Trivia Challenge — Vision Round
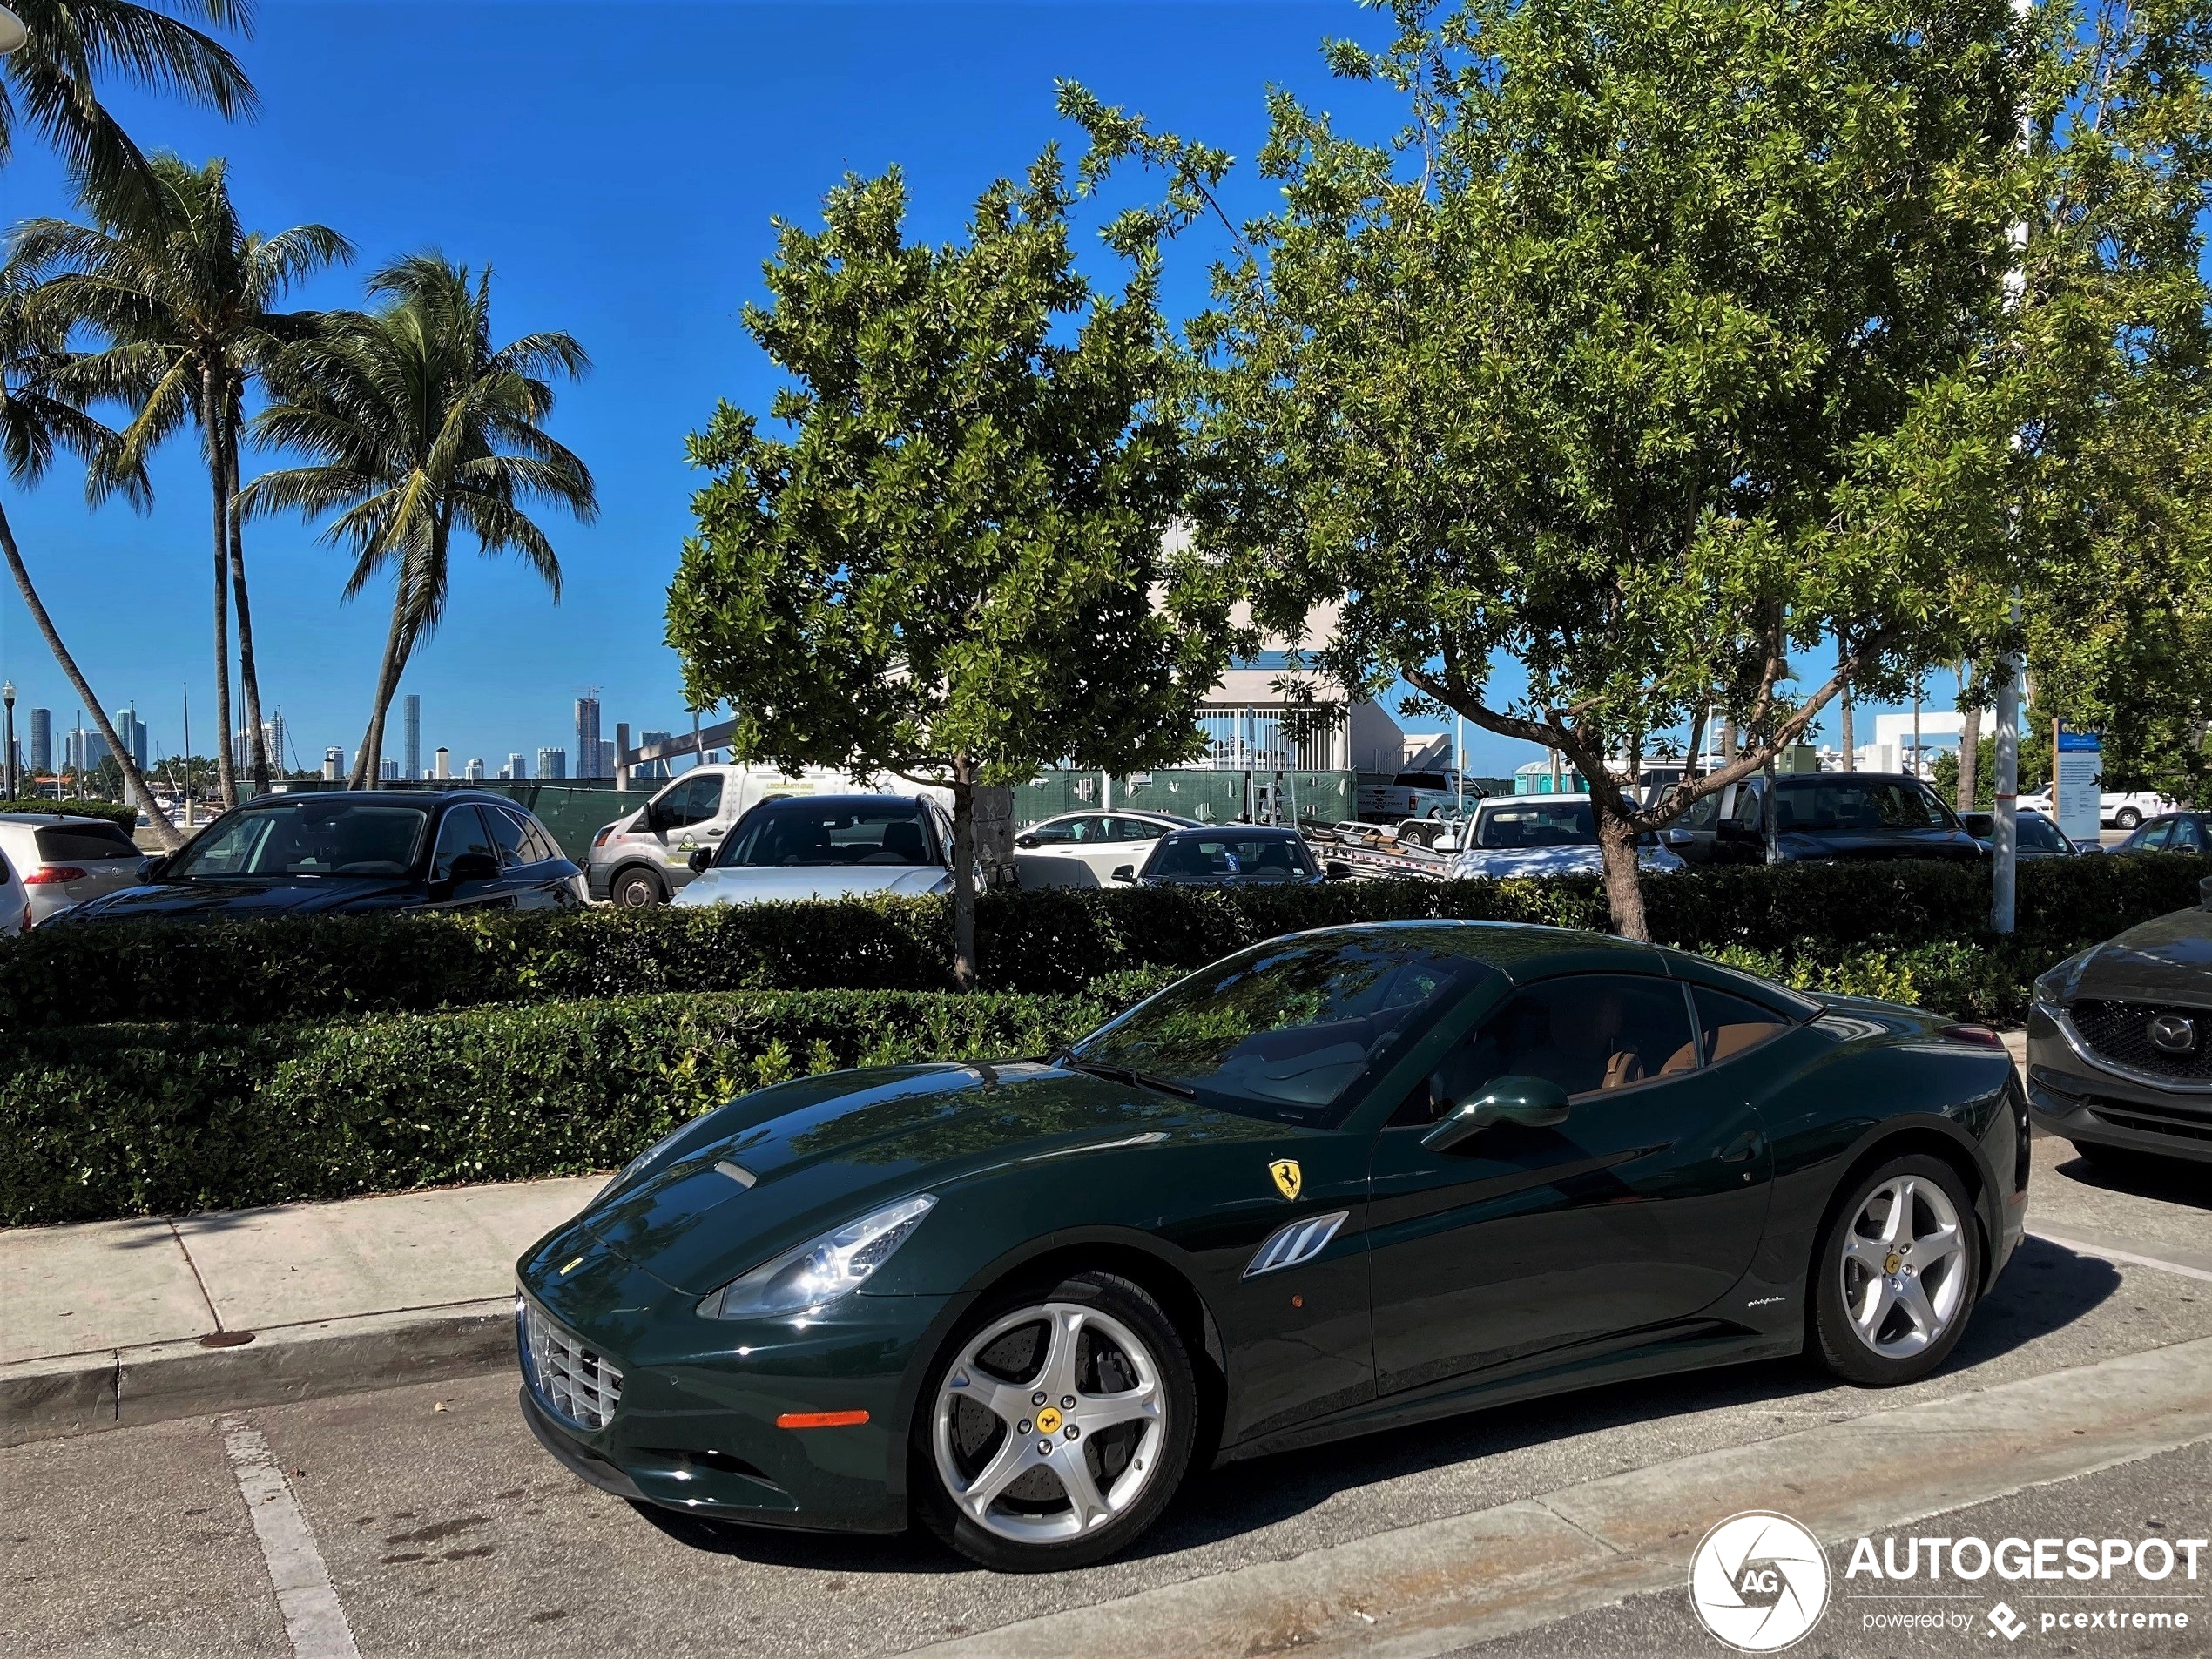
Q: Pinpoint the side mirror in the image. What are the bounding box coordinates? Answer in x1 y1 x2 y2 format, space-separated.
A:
137 855 163 884
688 846 714 874
446 851 500 887
1421 1074 1572 1154
1015 833 1041 849
1111 864 1136 883
1323 860 1352 881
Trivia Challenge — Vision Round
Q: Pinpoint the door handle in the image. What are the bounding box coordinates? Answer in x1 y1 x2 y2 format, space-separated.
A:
1717 1129 1762 1163
702 828 724 838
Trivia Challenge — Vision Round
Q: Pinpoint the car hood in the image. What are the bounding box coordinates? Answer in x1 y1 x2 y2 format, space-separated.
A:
577 1062 1228 1296
1138 872 1322 887
55 877 419 921
671 865 949 906
2060 906 2212 1006
1776 827 1982 860
1451 845 1683 877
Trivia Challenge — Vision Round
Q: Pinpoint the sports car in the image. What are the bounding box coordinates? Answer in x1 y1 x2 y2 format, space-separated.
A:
515 921 2027 1571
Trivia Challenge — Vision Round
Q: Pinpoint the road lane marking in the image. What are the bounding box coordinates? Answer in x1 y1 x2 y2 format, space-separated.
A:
219 1416 361 1659
2032 1230 2212 1285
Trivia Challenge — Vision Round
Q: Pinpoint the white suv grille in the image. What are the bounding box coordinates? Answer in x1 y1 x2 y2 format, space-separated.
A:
519 1295 624 1430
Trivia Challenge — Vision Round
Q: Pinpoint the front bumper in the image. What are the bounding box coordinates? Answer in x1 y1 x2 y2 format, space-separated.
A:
513 1265 968 1534
2025 1006 2212 1165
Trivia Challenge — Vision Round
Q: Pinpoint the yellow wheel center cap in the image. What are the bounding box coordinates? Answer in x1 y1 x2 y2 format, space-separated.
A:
1884 1251 1903 1276
1035 1406 1063 1435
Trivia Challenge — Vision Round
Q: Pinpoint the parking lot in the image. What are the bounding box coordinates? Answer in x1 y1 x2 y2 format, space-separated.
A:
6 1134 2205 1659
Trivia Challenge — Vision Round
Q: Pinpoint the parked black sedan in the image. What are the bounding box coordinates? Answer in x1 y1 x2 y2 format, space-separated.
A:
1667 772 1984 866
1111 826 1350 887
1960 809 2080 859
55 791 586 923
2026 876 2212 1169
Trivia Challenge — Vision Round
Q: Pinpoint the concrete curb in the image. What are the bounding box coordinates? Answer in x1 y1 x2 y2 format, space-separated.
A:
1 1298 513 1448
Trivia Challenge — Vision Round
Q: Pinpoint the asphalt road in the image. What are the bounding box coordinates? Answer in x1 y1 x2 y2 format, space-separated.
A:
4 1136 2205 1659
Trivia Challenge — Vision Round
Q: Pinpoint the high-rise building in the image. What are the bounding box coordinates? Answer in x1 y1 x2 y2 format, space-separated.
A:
573 697 601 780
29 707 52 773
537 746 567 779
111 705 149 772
403 694 421 783
463 756 485 782
322 746 344 782
432 746 451 781
597 739 616 779
506 752 528 780
379 757 400 781
66 723 110 772
231 711 287 774
636 729 673 781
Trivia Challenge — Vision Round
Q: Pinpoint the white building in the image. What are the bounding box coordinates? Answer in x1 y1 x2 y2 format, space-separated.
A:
463 756 486 782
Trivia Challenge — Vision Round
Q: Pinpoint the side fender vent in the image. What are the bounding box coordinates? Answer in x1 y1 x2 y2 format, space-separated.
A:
1245 1210 1351 1279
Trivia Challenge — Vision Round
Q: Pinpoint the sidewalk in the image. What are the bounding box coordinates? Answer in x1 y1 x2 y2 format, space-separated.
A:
2 1174 599 1447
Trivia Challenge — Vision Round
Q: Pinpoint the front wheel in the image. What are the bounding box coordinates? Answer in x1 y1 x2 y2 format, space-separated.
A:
2114 806 2141 830
1811 1155 1981 1386
608 867 664 911
914 1271 1196 1571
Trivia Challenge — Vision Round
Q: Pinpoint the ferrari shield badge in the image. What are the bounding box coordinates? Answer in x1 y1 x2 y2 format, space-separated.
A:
1269 1158 1303 1202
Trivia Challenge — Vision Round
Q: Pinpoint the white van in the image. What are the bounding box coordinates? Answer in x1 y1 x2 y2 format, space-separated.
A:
585 765 950 908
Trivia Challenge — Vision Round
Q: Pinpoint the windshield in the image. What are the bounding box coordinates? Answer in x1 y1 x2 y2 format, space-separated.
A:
1068 933 1494 1126
1772 777 1952 832
1143 833 1317 881
168 802 430 880
717 799 939 867
2019 815 2071 853
1477 800 1594 848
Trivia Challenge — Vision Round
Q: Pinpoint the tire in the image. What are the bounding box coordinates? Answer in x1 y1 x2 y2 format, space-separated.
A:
1811 1154 1981 1387
2114 806 2141 830
914 1271 1197 1572
608 867 665 911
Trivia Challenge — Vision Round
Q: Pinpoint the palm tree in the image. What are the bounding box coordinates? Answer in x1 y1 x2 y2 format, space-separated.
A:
0 277 180 844
0 2 255 214
8 156 352 802
241 254 596 786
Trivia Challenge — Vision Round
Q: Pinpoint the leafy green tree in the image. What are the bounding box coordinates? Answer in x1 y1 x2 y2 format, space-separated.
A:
667 153 1234 987
0 1 253 212
0 277 179 843
1076 0 2208 938
8 156 351 805
240 254 597 788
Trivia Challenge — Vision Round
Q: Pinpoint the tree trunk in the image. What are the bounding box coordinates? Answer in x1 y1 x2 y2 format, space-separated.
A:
949 756 978 989
0 502 181 849
350 594 408 789
1593 796 1649 941
204 366 238 810
226 425 271 796
1957 663 1981 812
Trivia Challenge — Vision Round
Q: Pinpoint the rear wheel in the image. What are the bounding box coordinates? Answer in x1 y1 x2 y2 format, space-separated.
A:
1811 1155 1980 1386
609 867 664 910
914 1271 1195 1571
2114 806 2141 830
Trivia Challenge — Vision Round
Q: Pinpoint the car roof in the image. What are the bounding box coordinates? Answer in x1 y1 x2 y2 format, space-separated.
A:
238 789 523 812
1481 792 1588 805
0 811 130 827
1035 807 1193 824
748 792 928 811
1160 823 1302 837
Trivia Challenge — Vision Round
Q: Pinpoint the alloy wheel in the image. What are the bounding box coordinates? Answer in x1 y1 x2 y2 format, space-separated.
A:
1838 1174 1969 1359
930 1300 1167 1545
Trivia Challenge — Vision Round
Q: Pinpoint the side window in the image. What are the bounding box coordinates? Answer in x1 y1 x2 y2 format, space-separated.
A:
1027 817 1082 846
1423 975 1698 1113
484 807 532 867
2130 819 2172 852
687 773 725 824
431 806 497 881
2172 817 2204 853
1109 816 1168 842
1694 987 1791 1065
523 819 566 865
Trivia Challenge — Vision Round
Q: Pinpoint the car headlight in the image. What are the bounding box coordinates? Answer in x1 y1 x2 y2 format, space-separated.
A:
698 1194 935 1320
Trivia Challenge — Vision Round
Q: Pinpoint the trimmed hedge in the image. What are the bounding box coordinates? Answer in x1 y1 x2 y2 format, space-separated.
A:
3 854 2202 1029
0 798 138 832
0 986 1157 1227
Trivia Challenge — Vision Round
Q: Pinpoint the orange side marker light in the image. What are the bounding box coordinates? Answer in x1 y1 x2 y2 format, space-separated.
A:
776 1409 871 1429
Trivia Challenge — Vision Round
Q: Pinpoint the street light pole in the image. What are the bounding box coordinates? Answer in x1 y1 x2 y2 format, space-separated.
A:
1992 0 2033 934
2 680 15 799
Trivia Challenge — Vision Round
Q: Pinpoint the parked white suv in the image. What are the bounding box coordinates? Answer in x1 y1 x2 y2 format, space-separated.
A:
0 812 146 925
2020 787 2175 831
588 765 950 908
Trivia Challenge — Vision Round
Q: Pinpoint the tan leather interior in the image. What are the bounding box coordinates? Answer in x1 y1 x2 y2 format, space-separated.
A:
1709 1022 1781 1061
1602 1049 1645 1090
1660 1042 1697 1076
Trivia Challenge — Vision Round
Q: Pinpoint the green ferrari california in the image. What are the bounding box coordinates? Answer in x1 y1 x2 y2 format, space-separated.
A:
515 921 2027 1570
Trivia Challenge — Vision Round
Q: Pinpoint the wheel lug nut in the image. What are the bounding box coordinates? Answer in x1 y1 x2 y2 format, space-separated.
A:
1018 1420 1032 1434
1061 1395 1076 1410
1032 1392 1047 1406
1063 1424 1079 1440
1036 1440 1052 1455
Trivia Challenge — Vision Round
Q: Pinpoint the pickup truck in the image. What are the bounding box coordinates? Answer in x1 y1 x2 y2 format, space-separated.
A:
1356 770 1476 823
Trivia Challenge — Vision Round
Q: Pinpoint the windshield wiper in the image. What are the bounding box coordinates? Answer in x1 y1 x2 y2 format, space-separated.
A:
1055 1055 1197 1100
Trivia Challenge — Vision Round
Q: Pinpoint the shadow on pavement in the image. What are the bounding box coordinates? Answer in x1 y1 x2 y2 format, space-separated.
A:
2051 1152 2212 1210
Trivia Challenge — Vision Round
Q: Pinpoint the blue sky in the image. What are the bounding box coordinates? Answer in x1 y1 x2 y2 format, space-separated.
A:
1 0 1961 779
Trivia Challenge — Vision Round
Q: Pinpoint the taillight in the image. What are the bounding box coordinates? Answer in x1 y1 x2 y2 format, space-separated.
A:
1939 1023 2006 1049
23 866 86 886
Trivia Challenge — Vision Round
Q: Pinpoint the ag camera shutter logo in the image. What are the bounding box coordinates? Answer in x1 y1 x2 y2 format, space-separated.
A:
1689 1511 1831 1651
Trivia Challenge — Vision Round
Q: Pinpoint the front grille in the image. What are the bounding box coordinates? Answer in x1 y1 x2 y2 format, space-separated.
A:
2067 1001 2212 1082
519 1296 624 1430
